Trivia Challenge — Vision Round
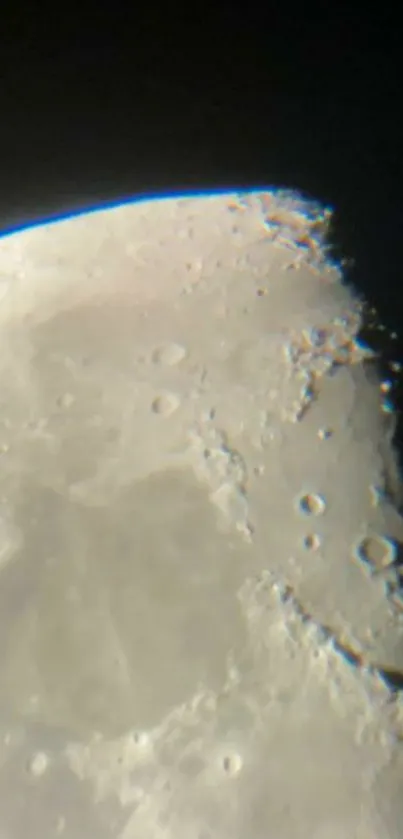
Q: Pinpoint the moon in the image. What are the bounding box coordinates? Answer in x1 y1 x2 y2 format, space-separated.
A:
0 189 402 837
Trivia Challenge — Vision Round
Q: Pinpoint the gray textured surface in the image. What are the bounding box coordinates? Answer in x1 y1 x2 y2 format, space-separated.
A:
0 189 402 837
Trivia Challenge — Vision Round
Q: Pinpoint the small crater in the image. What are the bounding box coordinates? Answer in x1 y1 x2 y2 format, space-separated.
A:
221 752 243 777
353 534 397 573
151 342 187 366
151 393 180 416
302 533 321 551
253 464 265 476
27 751 50 778
317 427 333 440
297 492 326 517
130 730 149 748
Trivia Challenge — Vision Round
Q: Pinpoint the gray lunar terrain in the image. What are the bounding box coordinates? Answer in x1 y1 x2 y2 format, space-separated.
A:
0 189 402 838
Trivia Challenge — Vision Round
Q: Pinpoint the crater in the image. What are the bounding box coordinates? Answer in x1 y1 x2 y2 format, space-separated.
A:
296 492 326 517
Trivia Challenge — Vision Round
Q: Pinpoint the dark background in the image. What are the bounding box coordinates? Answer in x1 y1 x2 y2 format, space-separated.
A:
0 6 402 449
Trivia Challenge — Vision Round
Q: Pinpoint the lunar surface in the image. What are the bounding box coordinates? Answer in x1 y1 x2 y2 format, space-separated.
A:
0 188 402 837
